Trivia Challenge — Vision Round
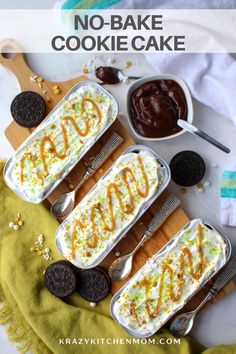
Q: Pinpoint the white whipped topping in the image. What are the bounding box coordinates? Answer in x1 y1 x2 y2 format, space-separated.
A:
112 219 227 337
56 150 161 268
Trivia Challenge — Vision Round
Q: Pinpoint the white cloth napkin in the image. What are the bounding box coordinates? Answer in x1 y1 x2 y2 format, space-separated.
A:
144 53 236 125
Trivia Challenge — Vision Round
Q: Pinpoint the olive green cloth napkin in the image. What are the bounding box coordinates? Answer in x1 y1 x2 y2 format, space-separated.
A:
0 161 235 354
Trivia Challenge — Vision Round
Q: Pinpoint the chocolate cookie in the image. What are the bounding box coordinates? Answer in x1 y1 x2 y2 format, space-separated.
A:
11 91 46 128
44 261 76 298
77 267 111 302
170 151 205 186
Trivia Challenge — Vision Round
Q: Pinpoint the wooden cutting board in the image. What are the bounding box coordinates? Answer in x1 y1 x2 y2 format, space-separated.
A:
1 39 235 313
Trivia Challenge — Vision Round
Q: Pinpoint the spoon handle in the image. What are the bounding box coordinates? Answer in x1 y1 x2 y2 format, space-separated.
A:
146 195 181 235
132 195 181 255
192 292 213 315
191 253 236 312
170 253 236 337
211 252 236 292
89 132 124 171
178 119 230 154
73 171 90 194
195 129 230 154
127 75 142 80
189 254 236 313
73 132 123 195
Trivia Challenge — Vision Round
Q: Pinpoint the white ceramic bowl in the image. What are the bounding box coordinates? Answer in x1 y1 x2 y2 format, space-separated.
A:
126 74 193 141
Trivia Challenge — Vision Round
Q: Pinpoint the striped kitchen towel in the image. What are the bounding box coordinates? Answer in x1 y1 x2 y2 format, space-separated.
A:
221 166 236 227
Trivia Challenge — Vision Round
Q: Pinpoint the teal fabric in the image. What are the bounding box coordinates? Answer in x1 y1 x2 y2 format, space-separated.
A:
220 188 236 198
220 169 236 198
220 165 236 225
61 0 121 10
222 171 236 179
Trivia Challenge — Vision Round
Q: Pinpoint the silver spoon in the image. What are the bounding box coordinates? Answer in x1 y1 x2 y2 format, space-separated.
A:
95 66 141 84
170 293 212 338
170 252 236 337
109 195 181 281
178 119 230 154
117 70 142 81
50 132 123 219
51 171 89 219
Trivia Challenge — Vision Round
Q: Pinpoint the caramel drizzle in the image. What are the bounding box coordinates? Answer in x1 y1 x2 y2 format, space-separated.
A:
20 153 44 184
129 224 204 322
71 156 150 258
20 98 101 183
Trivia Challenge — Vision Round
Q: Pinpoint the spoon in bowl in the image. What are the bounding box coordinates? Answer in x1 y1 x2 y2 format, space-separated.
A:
177 119 230 154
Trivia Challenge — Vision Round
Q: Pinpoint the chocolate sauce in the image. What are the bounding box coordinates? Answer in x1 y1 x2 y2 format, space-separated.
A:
95 66 120 84
130 80 187 138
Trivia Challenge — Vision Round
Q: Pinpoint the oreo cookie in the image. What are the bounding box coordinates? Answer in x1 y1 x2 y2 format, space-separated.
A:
77 267 111 302
44 261 76 298
11 91 46 128
170 151 205 186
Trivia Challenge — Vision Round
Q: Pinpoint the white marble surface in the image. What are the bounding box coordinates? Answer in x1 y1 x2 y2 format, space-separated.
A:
1 50 236 352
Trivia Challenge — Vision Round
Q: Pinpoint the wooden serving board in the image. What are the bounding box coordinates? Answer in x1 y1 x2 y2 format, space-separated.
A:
1 39 235 314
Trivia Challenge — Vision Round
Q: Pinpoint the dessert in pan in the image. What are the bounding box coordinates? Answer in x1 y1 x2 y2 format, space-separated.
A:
111 219 231 338
55 146 170 269
4 81 118 203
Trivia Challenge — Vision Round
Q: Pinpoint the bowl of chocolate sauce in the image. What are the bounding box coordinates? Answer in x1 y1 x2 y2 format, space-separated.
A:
127 75 193 141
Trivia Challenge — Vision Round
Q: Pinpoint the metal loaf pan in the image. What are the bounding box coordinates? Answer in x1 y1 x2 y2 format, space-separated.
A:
4 81 118 203
110 218 232 338
55 144 171 269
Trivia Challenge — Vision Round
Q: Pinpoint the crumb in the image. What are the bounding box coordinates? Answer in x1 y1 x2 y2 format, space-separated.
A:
125 60 132 68
180 188 187 195
82 68 90 74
